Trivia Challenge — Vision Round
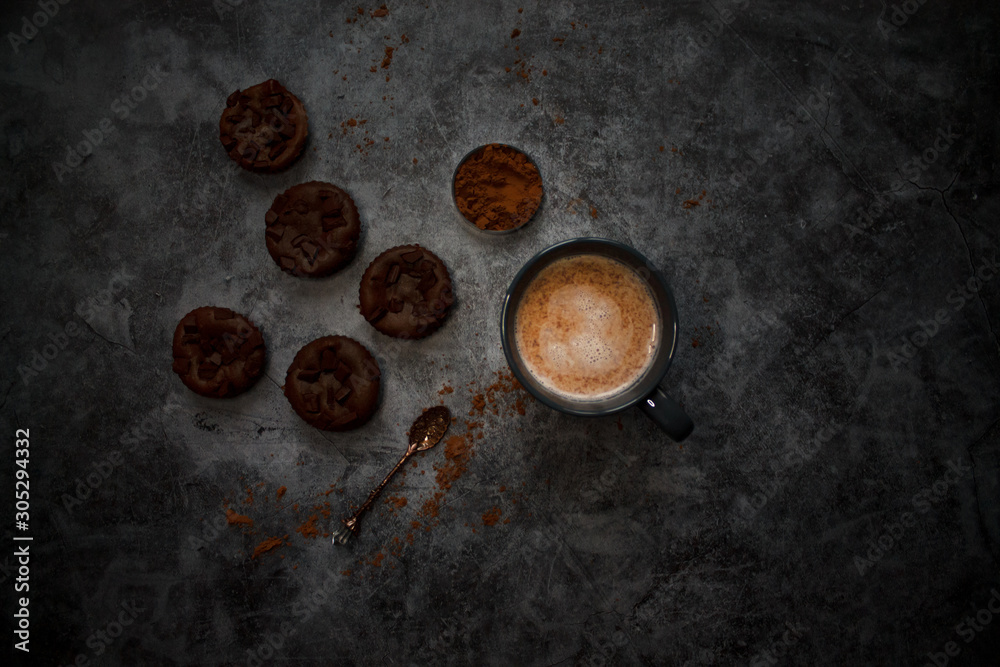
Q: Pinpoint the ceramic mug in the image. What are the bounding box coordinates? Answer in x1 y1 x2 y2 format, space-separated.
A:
501 237 694 441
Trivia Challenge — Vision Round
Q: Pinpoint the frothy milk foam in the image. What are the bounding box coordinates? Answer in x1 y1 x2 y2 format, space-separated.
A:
514 254 660 401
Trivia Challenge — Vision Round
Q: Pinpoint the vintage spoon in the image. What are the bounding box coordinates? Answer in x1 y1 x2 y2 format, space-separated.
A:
333 406 451 545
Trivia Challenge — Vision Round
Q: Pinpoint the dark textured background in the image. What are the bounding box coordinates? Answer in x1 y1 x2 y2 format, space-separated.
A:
1 0 999 665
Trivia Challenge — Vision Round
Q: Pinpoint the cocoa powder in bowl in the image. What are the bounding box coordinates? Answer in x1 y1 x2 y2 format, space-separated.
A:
452 143 543 233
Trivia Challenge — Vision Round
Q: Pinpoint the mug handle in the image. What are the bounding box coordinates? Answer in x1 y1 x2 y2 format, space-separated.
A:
639 386 694 441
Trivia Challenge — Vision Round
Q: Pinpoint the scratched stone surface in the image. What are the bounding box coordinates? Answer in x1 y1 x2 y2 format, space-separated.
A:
1 0 999 665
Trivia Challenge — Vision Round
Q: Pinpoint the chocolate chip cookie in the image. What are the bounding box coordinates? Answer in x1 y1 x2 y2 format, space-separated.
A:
265 182 361 277
172 307 266 397
284 336 381 431
359 245 455 339
219 79 308 172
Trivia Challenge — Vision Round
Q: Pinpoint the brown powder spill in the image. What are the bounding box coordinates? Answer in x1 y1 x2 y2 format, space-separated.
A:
386 495 408 510
505 53 539 83
469 369 527 417
225 508 253 527
590 206 598 218
361 551 386 567
252 536 284 559
296 514 320 539
419 491 444 524
682 199 700 209
276 486 287 500
413 370 530 532
511 28 521 38
242 487 254 505
372 4 388 17
439 383 454 395
482 507 502 526
381 46 394 68
436 434 473 491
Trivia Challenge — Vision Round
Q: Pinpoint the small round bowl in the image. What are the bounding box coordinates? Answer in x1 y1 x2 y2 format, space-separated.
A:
451 143 544 235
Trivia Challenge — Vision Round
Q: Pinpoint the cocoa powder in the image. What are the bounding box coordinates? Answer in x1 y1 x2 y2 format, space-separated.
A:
454 143 543 231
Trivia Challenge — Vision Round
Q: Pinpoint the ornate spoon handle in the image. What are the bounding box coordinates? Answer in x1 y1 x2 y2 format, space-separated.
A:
333 447 415 545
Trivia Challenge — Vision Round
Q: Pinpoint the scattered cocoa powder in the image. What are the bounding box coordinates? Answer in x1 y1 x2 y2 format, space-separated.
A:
295 514 320 539
276 486 287 500
252 536 284 559
436 434 473 491
372 4 388 17
470 370 527 417
482 507 502 526
225 508 253 527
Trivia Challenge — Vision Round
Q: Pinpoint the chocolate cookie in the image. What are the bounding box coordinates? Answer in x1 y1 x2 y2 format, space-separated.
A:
359 245 455 339
265 182 361 277
284 336 381 431
219 79 308 172
172 307 266 398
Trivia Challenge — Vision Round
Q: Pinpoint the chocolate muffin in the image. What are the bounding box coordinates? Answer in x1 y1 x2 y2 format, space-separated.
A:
219 79 308 172
359 245 455 339
265 181 361 277
284 336 381 431
172 307 266 398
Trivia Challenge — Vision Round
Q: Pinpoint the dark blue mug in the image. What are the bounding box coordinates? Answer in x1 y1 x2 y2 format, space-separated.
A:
500 238 694 441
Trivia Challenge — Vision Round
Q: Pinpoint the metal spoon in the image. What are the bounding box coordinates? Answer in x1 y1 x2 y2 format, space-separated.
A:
333 406 451 545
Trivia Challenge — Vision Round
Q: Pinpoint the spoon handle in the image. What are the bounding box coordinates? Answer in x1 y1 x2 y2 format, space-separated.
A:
334 448 414 545
357 449 413 518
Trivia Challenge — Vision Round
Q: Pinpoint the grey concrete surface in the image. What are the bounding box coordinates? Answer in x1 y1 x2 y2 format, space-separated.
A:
1 0 999 665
